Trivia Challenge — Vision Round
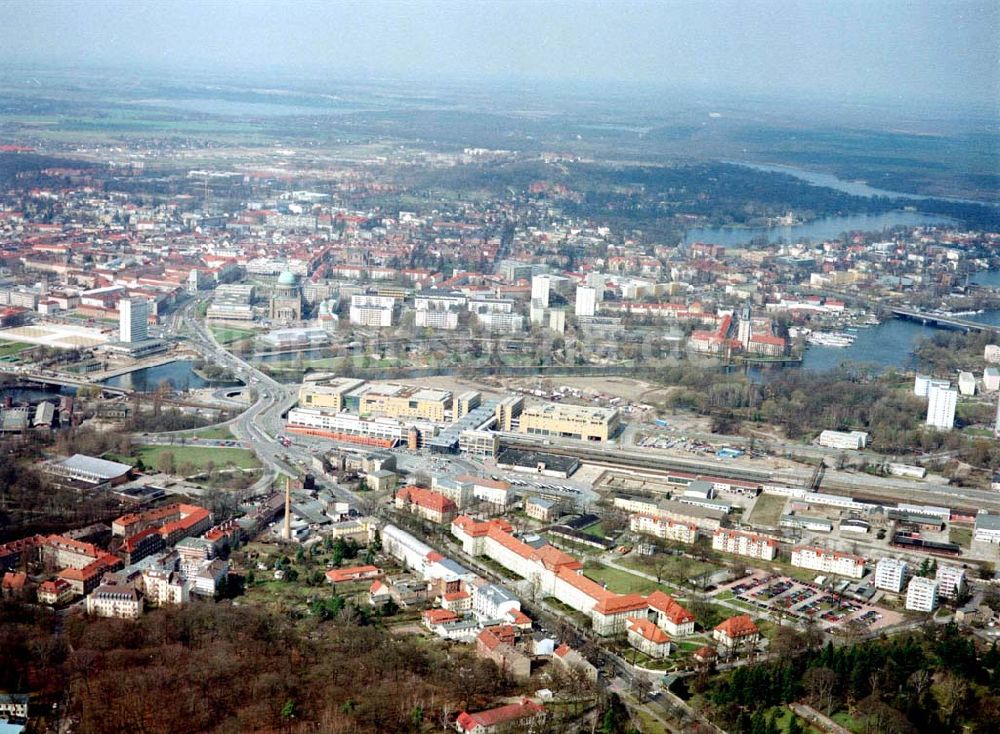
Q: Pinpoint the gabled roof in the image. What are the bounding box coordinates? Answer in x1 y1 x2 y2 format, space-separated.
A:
627 617 671 645
456 699 544 732
646 590 695 624
715 614 759 638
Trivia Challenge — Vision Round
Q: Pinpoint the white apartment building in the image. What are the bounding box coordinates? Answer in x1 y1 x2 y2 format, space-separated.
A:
926 384 957 431
958 371 977 396
983 367 1000 392
531 274 552 307
415 308 459 330
349 294 395 327
914 374 950 397
905 576 939 612
575 286 597 317
476 310 524 333
712 529 779 561
874 557 908 593
630 514 698 544
142 569 190 606
472 583 521 622
985 344 1000 364
86 584 142 619
934 565 966 599
119 297 148 343
790 546 865 579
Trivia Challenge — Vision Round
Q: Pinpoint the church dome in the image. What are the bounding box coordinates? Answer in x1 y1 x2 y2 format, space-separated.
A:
277 271 298 286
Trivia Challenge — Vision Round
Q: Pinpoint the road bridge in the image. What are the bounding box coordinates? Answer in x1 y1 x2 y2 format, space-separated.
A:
889 307 999 334
16 373 130 396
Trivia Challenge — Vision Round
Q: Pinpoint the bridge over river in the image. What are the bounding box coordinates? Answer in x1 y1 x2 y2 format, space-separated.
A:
889 307 1000 334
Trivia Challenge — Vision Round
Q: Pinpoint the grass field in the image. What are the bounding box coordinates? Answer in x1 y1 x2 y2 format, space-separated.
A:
0 341 33 359
620 554 720 585
950 526 973 549
748 493 788 527
581 521 607 539
134 444 260 471
582 563 662 595
210 326 258 344
178 425 235 440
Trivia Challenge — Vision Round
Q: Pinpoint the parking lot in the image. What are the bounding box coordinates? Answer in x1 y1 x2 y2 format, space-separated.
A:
716 572 902 632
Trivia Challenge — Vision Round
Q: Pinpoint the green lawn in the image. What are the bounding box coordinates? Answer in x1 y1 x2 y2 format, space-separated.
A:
581 521 607 539
134 444 261 471
748 493 788 527
177 425 235 440
210 326 259 344
950 526 973 549
0 341 33 359
619 554 720 586
582 563 663 595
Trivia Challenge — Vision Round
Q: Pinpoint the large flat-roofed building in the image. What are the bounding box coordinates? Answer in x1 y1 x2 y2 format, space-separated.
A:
45 454 132 487
357 383 451 422
974 511 1000 544
518 402 621 442
297 378 367 412
495 395 524 432
286 408 417 449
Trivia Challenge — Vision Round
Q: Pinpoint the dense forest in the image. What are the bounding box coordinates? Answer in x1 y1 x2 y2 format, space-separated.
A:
691 624 1000 734
0 600 513 734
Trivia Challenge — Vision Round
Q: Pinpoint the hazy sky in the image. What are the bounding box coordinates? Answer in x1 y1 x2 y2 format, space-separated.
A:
1 0 998 104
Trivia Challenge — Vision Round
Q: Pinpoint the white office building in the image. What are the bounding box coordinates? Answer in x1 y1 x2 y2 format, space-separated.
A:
905 576 939 612
975 511 1000 543
575 286 597 317
874 557 908 593
119 297 148 343
934 565 966 600
926 384 957 431
818 430 869 450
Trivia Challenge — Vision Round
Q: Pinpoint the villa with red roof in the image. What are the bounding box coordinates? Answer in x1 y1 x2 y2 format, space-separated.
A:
455 699 544 733
646 590 696 636
713 614 760 653
627 617 672 659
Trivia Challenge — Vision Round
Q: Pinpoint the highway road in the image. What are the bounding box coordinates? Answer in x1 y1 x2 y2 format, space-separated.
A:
174 297 362 506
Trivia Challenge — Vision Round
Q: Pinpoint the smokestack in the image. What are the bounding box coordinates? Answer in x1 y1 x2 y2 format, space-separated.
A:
283 476 292 541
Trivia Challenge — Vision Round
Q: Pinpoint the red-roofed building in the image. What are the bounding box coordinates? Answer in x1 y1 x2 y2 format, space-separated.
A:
713 614 760 653
552 643 599 682
627 617 672 659
475 626 531 680
368 580 391 606
455 699 544 734
645 590 696 636
442 589 472 613
1 571 28 598
325 565 382 584
396 486 457 524
120 527 165 565
423 608 459 630
38 578 74 606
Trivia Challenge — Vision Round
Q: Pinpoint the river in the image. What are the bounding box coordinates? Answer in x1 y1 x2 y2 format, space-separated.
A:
797 309 1000 373
683 211 952 248
101 359 222 391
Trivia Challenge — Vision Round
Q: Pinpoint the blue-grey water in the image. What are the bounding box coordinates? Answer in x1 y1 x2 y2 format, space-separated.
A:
102 360 215 391
971 269 1000 287
800 309 1000 372
683 211 952 248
